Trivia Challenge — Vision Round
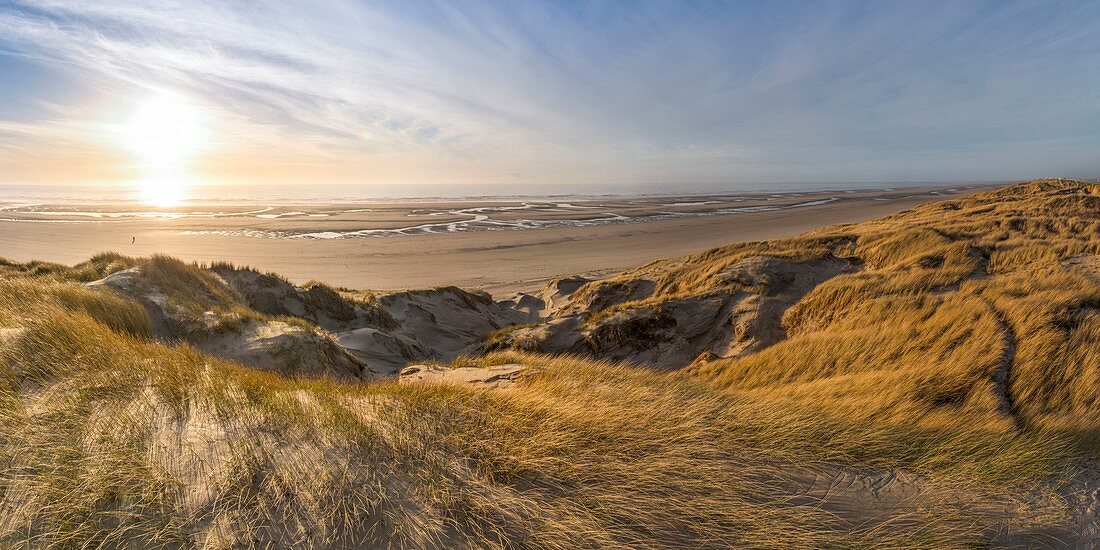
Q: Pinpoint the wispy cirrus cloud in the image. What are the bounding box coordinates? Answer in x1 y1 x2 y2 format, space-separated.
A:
1 0 1099 186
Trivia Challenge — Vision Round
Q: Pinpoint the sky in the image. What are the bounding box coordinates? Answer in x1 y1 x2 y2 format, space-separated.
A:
1 0 1099 190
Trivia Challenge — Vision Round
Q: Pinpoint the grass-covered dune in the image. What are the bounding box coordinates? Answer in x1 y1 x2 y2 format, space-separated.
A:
1 179 1098 548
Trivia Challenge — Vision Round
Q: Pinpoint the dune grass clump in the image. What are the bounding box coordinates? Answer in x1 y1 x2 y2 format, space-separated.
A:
0 179 1097 547
0 303 1068 547
691 180 1100 446
0 277 151 336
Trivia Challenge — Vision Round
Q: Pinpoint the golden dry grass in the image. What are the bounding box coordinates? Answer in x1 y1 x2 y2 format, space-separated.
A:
0 316 1067 547
689 179 1100 444
0 179 1097 547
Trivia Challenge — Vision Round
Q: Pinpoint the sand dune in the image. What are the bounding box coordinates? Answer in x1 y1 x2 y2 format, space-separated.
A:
1 179 1097 547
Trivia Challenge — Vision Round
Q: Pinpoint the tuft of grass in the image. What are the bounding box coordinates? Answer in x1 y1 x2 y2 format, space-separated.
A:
0 308 1069 547
691 179 1100 446
0 179 1097 547
482 323 536 346
0 278 151 337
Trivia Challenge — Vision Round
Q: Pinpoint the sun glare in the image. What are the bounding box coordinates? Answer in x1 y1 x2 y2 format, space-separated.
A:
134 175 192 208
123 93 205 168
120 92 206 206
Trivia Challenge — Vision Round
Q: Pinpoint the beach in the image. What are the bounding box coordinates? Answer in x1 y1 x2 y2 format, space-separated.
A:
0 184 985 296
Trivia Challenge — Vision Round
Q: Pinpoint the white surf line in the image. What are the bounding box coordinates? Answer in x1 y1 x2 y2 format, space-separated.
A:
0 217 96 223
463 203 539 213
787 197 839 208
8 205 277 220
664 200 721 207
256 211 319 219
180 195 843 239
291 213 492 238
231 206 277 216
410 202 573 218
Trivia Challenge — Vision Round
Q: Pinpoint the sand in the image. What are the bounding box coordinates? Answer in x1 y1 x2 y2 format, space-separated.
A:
0 185 986 296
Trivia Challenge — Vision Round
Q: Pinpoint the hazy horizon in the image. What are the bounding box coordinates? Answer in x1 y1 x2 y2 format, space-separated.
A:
0 179 1005 206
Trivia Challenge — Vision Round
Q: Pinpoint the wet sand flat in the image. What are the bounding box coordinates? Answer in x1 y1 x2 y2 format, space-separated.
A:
0 185 986 296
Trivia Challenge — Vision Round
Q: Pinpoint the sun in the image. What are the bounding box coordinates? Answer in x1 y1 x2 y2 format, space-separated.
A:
119 92 206 206
122 93 206 168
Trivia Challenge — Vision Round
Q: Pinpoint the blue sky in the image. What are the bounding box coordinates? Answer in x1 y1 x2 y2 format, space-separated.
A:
1 0 1098 187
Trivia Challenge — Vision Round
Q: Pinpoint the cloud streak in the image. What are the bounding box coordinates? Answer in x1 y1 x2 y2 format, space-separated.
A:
1 0 1099 186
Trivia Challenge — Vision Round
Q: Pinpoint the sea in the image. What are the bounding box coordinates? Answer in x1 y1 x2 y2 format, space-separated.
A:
0 181 978 206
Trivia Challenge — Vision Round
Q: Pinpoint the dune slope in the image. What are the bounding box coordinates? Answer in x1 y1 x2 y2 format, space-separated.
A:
1 179 1098 548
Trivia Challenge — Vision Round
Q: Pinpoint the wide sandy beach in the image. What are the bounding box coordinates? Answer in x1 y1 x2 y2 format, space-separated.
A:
0 185 987 296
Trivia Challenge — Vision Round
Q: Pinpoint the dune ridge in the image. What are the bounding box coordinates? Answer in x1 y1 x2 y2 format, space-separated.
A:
0 179 1098 547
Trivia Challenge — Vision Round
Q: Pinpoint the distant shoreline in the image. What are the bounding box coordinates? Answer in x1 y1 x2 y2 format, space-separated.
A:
0 180 1008 206
0 184 989 296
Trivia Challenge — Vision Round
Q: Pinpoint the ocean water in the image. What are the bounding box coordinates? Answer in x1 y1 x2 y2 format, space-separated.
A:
0 181 964 205
0 181 988 240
